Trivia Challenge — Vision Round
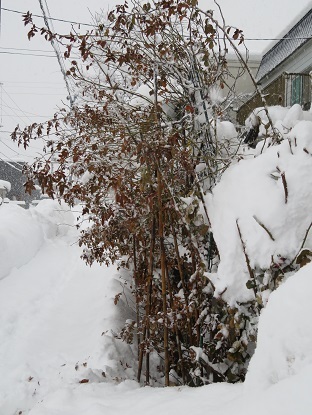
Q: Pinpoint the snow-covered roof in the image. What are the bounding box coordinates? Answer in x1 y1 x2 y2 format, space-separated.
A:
256 8 312 82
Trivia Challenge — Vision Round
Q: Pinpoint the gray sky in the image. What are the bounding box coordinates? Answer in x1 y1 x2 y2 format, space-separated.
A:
0 0 311 160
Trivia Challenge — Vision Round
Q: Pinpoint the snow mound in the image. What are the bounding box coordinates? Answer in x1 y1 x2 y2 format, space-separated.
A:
0 201 136 414
0 200 74 280
245 262 312 390
207 118 312 304
246 104 312 137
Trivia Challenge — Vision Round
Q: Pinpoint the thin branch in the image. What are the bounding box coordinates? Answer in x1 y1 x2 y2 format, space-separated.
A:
253 215 275 241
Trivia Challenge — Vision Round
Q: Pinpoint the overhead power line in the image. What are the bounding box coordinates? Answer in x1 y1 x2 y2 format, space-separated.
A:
1 6 312 42
0 46 54 53
38 0 75 106
5 92 64 96
2 81 65 84
0 50 55 58
1 6 95 27
3 87 34 124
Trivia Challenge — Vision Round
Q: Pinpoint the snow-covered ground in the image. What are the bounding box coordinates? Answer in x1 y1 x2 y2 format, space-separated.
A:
1 105 312 414
0 201 136 414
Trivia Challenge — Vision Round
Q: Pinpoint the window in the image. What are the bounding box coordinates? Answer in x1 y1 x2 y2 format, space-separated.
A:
291 75 302 105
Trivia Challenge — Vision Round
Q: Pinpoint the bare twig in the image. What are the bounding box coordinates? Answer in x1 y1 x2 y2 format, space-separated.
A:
236 219 256 296
253 215 275 241
289 221 312 267
281 172 288 204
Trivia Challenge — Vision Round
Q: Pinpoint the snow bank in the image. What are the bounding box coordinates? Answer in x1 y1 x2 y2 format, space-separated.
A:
246 104 312 136
24 255 312 415
0 200 137 415
207 116 312 303
0 200 74 280
245 262 312 390
0 204 44 280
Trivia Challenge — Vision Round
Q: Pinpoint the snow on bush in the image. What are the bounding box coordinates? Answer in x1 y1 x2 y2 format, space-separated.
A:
206 113 312 304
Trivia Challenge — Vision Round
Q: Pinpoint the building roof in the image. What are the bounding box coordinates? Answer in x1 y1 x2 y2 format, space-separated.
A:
256 8 312 82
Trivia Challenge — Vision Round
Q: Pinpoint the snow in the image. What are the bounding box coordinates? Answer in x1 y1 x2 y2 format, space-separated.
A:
246 262 312 391
246 104 312 136
0 179 11 192
0 201 136 414
1 105 312 413
206 110 312 303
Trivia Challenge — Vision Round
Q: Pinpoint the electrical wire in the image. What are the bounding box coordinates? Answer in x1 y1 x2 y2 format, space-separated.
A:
5 92 66 95
1 7 95 27
0 46 54 53
2 114 50 118
38 0 75 106
1 6 312 41
1 103 51 116
0 138 43 159
1 102 28 127
3 81 65 84
2 88 33 123
0 133 45 151
0 50 56 58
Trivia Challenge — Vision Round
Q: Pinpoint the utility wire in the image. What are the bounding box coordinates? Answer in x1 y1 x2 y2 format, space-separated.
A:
0 140 42 159
0 133 45 151
38 0 75 106
2 87 33 124
0 137 21 155
1 100 28 127
1 6 95 27
0 46 54 53
3 92 63 96
3 81 65 84
0 50 55 58
1 6 312 42
2 114 50 118
1 103 50 116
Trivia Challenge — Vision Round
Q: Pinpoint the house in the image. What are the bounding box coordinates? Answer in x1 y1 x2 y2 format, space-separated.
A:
237 7 312 125
223 54 261 121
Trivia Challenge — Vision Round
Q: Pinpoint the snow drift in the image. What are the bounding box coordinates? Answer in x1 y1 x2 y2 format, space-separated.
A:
0 200 136 414
207 109 312 304
1 104 312 414
246 261 312 390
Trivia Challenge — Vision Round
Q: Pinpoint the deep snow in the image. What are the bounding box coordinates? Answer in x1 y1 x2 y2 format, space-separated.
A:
206 106 312 304
1 106 312 414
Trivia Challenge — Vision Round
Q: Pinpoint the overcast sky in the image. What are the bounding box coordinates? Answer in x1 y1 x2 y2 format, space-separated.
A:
0 0 311 160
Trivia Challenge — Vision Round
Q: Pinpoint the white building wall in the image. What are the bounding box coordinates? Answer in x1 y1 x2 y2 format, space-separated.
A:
226 58 260 95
